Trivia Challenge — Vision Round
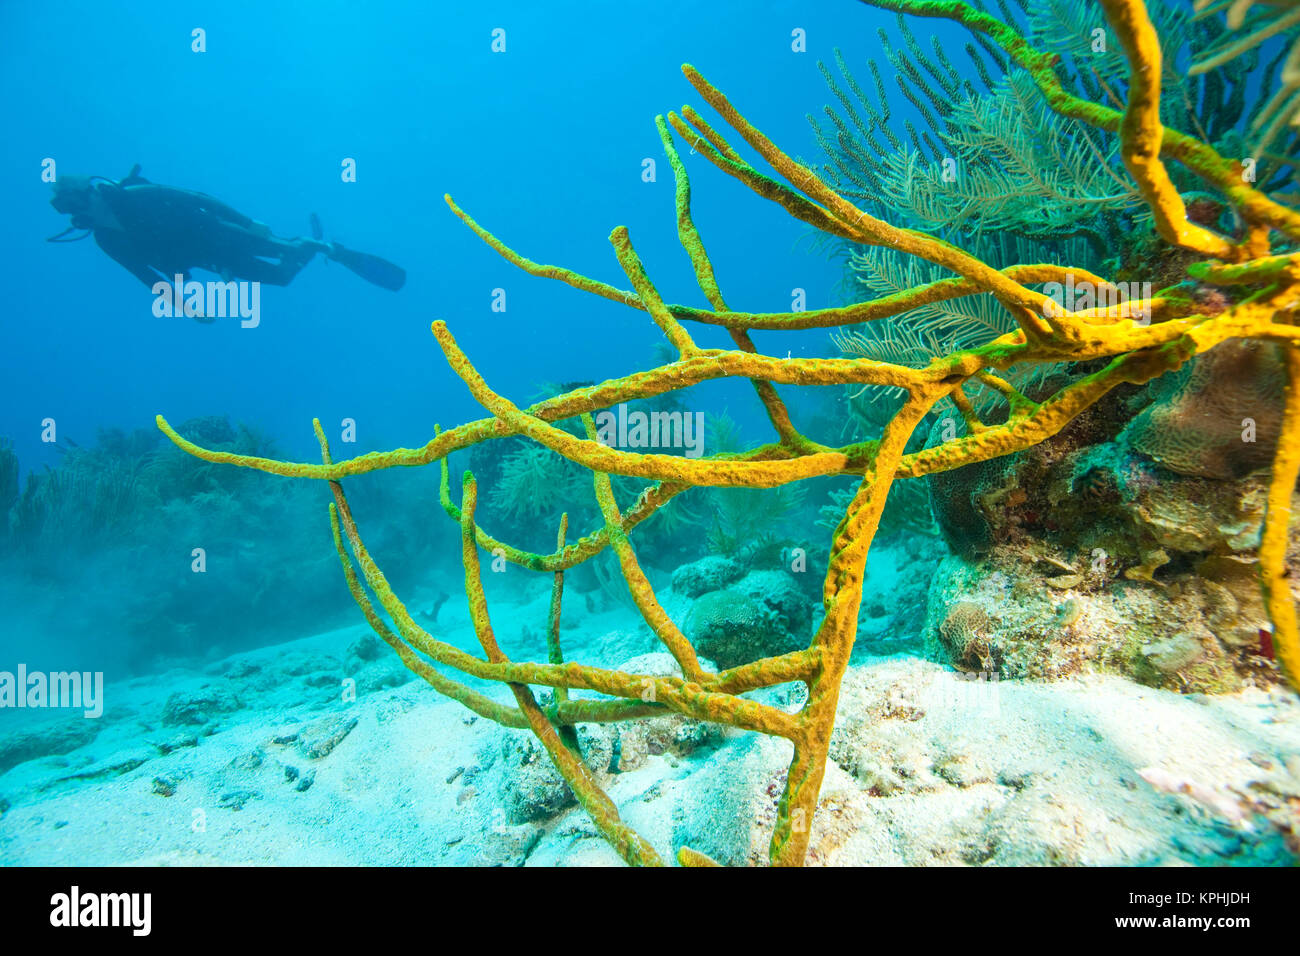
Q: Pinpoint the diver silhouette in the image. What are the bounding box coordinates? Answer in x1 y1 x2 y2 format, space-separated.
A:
48 164 406 296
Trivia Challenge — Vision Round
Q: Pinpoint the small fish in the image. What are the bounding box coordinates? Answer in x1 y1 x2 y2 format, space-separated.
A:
1259 627 1275 660
309 212 323 241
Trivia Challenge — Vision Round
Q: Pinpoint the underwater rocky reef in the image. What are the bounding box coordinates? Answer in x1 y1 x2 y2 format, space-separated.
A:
0 418 457 674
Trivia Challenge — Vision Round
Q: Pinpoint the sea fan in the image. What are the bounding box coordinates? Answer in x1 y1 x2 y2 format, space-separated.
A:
1192 0 1300 153
880 73 1140 242
489 443 586 520
832 235 1087 419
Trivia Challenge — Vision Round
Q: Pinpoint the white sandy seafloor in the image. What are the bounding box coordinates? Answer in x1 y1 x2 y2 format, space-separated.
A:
1 541 1298 867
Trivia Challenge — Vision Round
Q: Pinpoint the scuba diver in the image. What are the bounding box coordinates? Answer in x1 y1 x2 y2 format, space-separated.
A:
47 165 406 298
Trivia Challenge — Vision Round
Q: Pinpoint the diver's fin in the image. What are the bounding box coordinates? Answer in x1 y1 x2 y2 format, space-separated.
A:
328 243 406 291
309 214 328 267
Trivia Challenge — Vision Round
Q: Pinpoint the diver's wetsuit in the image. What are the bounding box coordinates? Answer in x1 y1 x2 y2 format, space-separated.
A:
50 167 406 293
84 172 324 288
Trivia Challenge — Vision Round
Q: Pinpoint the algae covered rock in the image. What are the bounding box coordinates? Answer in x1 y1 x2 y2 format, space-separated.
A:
578 712 723 776
685 573 809 670
443 823 543 867
573 652 724 776
671 554 744 598
1120 339 1287 480
916 369 1297 693
0 720 100 775
296 713 359 759
734 569 813 638
922 546 1284 693
1140 632 1207 676
160 684 241 727
346 633 385 664
492 735 576 824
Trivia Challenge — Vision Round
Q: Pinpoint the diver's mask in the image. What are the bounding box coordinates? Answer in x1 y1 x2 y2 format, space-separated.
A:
50 176 93 215
48 175 108 241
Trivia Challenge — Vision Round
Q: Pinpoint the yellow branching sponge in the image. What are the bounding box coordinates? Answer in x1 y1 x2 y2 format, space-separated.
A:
157 0 1300 866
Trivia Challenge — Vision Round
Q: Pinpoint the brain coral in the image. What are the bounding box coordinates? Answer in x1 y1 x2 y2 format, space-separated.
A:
1121 339 1287 480
685 588 802 670
937 601 992 670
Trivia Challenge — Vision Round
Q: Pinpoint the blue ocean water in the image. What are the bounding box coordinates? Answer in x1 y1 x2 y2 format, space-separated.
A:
2 1 916 667
1 1 905 472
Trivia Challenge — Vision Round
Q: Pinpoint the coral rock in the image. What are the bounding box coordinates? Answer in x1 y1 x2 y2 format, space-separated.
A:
1121 340 1288 480
296 714 358 759
670 555 745 598
0 720 99 775
160 685 241 727
686 586 804 670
